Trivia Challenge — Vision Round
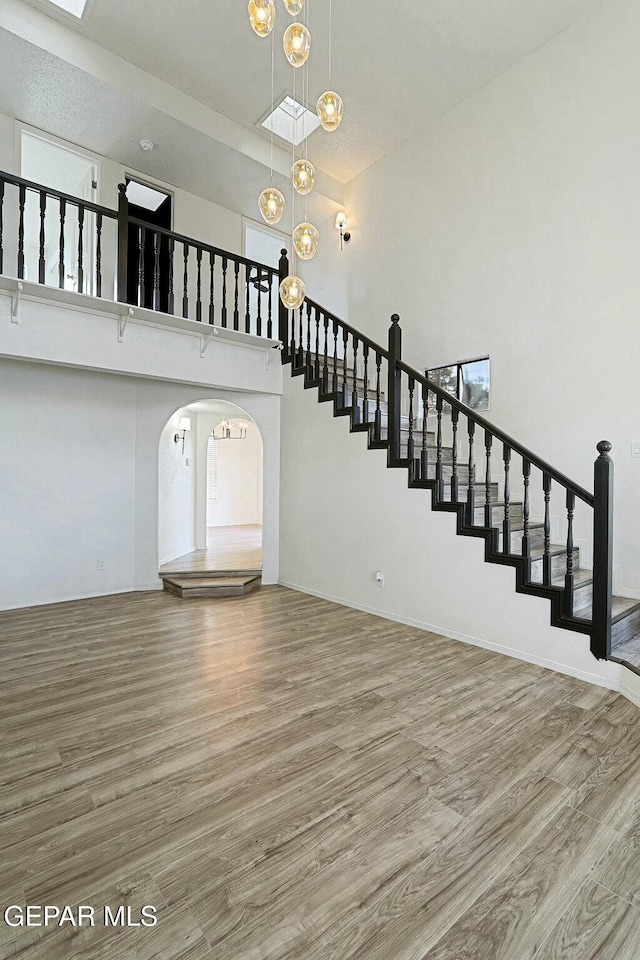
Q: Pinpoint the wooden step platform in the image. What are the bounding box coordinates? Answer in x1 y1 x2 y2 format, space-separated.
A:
162 574 261 599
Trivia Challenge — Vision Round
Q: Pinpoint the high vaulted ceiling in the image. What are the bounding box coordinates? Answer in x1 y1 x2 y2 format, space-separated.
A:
41 0 604 183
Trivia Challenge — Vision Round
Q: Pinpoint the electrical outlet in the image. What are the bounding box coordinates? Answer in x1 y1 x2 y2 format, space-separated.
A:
631 443 640 459
375 571 384 588
97 559 106 571
185 457 192 467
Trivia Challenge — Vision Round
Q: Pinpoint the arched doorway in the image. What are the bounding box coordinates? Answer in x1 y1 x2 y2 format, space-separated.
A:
157 399 263 576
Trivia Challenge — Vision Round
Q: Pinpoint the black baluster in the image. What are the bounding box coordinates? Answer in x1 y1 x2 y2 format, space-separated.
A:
332 322 339 394
407 376 415 462
484 431 493 527
543 473 552 586
256 269 263 337
182 241 189 318
267 272 273 339
77 204 84 294
314 307 320 380
153 232 161 311
565 490 576 617
342 328 349 405
168 238 175 315
322 313 329 392
306 301 312 371
421 387 429 481
221 256 228 327
17 185 26 280
298 305 304 367
38 192 46 284
96 213 102 298
58 198 66 289
209 252 215 325
467 420 476 524
0 180 4 274
374 353 382 440
436 395 444 500
522 458 531 568
139 227 146 308
451 407 459 502
353 337 360 424
502 443 511 554
196 247 203 322
233 261 240 330
245 263 251 334
362 344 369 424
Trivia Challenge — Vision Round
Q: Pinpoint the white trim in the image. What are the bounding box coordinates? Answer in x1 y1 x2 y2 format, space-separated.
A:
619 668 640 708
22 0 96 26
278 579 626 696
0 582 163 611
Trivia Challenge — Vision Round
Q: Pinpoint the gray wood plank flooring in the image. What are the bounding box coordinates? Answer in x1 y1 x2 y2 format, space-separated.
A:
0 586 638 959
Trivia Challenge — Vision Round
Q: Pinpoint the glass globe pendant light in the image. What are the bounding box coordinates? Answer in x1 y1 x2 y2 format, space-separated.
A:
248 0 276 37
283 23 311 67
283 0 304 13
317 91 344 132
291 158 315 196
258 187 285 225
280 274 306 309
293 222 319 261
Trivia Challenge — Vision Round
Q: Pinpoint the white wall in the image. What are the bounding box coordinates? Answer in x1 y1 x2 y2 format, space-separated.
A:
0 358 280 609
344 0 640 598
157 408 197 564
0 360 137 606
206 421 262 528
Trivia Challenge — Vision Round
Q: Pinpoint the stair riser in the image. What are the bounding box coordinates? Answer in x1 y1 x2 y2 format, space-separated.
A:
439 483 500 504
612 606 640 646
529 550 580 583
473 504 524 526
497 527 546 553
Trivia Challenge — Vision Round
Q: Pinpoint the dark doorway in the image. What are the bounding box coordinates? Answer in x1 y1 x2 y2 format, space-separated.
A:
125 178 173 313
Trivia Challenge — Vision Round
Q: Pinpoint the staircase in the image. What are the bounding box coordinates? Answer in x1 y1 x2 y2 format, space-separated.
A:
161 571 262 599
278 250 640 674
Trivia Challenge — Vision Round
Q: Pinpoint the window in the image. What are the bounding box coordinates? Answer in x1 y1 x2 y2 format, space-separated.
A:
427 357 491 412
260 96 321 147
31 0 90 19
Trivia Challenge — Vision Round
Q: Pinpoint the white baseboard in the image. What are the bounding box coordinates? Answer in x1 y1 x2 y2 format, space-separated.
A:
0 582 163 612
278 579 624 696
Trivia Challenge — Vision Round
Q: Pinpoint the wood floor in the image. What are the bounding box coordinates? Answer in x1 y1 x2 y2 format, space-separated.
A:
160 524 262 574
1 587 640 960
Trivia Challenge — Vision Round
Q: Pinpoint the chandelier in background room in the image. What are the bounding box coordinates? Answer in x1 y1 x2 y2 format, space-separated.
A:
248 0 344 309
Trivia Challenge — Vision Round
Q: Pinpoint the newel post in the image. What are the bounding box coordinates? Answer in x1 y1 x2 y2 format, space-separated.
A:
278 248 289 355
388 314 402 464
117 183 129 304
592 440 614 660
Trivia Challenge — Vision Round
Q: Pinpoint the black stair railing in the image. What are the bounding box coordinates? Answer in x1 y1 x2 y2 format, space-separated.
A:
277 248 614 661
0 171 117 297
0 170 279 340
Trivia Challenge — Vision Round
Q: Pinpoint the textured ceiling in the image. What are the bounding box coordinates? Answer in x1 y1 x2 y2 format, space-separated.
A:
0 28 339 224
58 0 605 182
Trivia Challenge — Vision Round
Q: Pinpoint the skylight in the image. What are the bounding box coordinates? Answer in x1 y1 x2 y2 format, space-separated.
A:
260 96 321 147
37 0 89 19
126 180 169 213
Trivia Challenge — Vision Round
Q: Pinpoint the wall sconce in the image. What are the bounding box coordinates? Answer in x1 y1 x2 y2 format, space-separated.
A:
212 419 249 440
335 211 351 250
174 417 191 453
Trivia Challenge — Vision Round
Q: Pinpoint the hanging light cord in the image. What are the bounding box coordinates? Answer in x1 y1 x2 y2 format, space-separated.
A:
328 0 332 90
270 20 275 186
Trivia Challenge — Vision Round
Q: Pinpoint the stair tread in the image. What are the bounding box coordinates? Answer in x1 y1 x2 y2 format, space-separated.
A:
164 576 260 588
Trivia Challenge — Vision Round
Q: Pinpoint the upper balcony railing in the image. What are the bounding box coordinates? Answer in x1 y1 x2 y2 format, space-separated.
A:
0 170 279 340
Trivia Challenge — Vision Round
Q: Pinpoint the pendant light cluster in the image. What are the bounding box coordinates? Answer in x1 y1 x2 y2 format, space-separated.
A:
249 0 344 309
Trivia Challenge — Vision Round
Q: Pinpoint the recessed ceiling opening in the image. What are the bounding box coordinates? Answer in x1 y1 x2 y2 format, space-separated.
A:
34 0 90 18
260 96 321 147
